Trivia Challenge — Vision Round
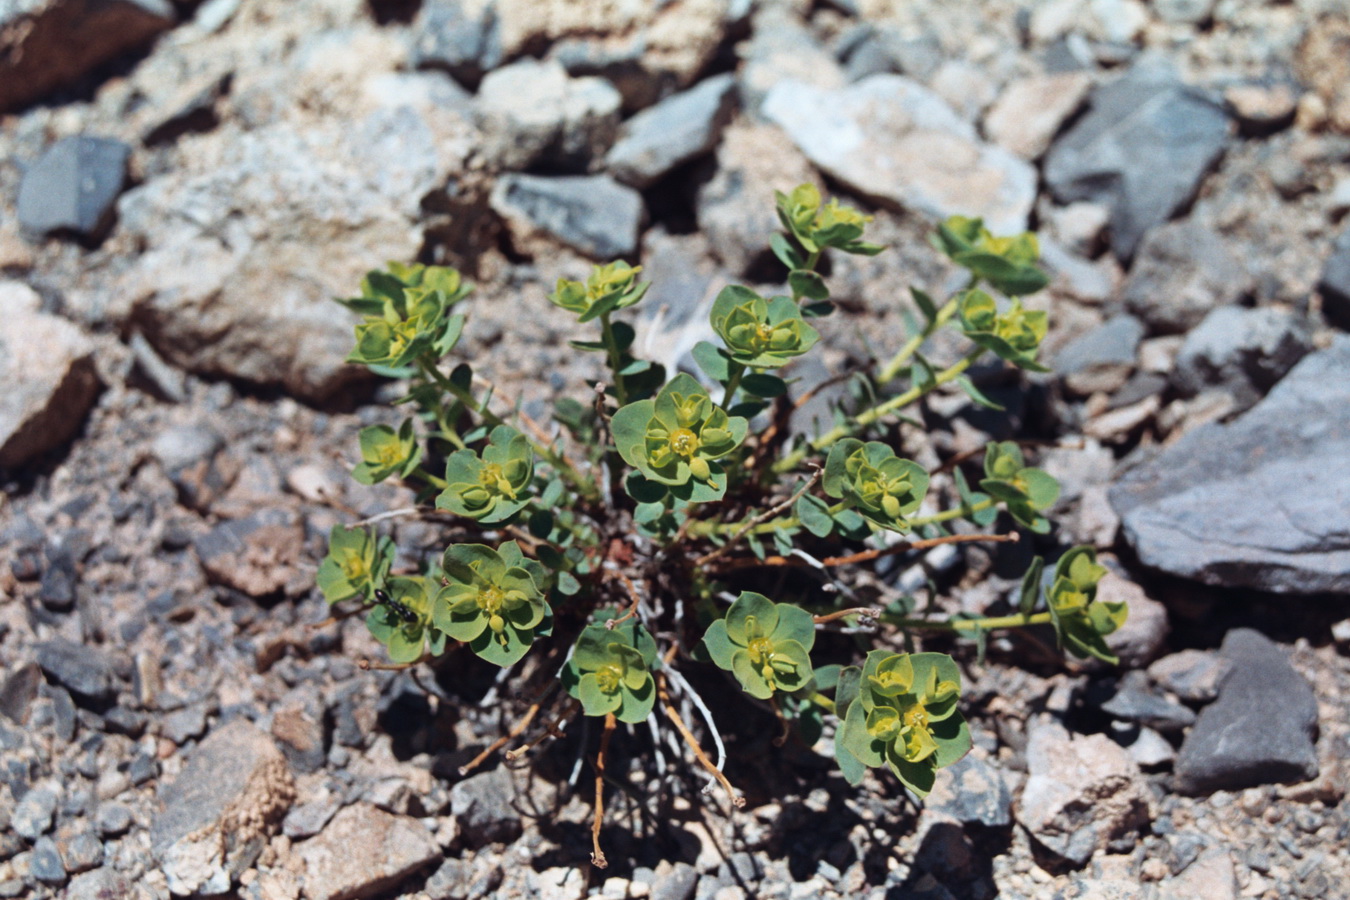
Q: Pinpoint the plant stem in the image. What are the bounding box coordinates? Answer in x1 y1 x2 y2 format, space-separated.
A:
771 345 986 475
599 312 628 406
807 690 836 714
409 466 448 490
721 362 745 410
876 294 963 384
884 610 1053 632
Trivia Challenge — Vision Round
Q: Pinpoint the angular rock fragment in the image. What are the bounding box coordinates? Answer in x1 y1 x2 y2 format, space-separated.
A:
607 74 736 188
474 58 621 171
490 173 643 259
409 0 502 88
298 803 439 900
983 72 1092 160
1121 222 1253 334
17 137 131 242
1172 306 1312 412
194 508 310 599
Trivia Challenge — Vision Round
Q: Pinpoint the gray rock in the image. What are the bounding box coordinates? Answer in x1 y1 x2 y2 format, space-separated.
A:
0 662 43 724
0 283 102 472
607 74 737 188
282 789 342 840
1016 719 1151 865
30 836 66 885
1147 651 1230 705
763 75 1037 235
1102 672 1196 733
1122 221 1253 335
13 781 59 840
490 173 643 259
1097 572 1169 669
0 0 175 113
450 766 521 846
925 752 1013 827
1044 63 1229 260
96 803 133 837
740 11 846 115
35 640 118 703
1126 726 1176 769
1174 629 1319 794
152 719 295 896
65 869 135 900
1056 315 1144 396
651 862 700 900
193 508 309 599
298 803 439 900
633 229 720 377
150 425 223 474
1172 306 1312 411
160 705 209 745
17 136 131 241
271 704 326 775
1110 339 1350 593
409 0 502 88
984 71 1093 161
1315 227 1350 331
62 832 103 874
475 58 621 171
1155 0 1215 24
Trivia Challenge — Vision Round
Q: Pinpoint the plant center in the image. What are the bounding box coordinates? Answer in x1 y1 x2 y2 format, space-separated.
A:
669 428 700 459
596 663 623 693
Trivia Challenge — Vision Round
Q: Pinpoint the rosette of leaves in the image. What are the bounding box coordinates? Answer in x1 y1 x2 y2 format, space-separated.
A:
548 261 650 323
700 591 815 699
836 651 971 796
351 419 423 485
436 425 533 523
957 291 1048 372
823 439 930 532
774 183 884 256
432 542 550 666
932 215 1049 297
366 576 446 664
561 620 659 723
710 286 820 369
611 373 748 501
316 525 395 604
341 264 469 370
1045 547 1126 663
980 442 1060 533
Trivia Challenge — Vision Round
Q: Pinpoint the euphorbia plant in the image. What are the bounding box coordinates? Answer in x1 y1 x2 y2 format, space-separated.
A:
314 183 1126 867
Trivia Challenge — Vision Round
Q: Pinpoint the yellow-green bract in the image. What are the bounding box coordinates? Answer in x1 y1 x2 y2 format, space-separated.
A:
340 264 470 370
1045 546 1126 663
700 591 816 699
432 542 551 667
352 419 423 485
365 576 445 664
436 425 534 524
933 216 1050 297
980 441 1060 533
957 290 1049 372
710 285 820 369
316 525 394 604
548 260 649 323
836 651 971 796
562 620 659 723
823 439 930 532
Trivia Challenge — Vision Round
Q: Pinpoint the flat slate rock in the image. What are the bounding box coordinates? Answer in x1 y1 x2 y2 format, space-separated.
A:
17 136 131 240
35 640 119 704
490 173 643 259
606 73 737 188
1173 629 1318 794
1110 337 1350 594
1044 61 1228 260
762 74 1036 235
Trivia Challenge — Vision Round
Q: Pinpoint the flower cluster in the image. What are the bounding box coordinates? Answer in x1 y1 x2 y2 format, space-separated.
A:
700 592 816 699
957 291 1049 372
980 441 1060 533
933 216 1049 297
316 525 394 604
432 542 550 666
548 261 649 323
339 263 470 370
366 577 445 664
352 419 422 486
823 439 930 532
437 425 534 523
562 621 659 723
1045 547 1126 663
710 286 820 369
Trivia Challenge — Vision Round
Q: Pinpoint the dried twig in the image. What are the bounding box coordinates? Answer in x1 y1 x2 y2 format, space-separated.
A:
460 702 542 776
711 530 1019 571
693 466 822 568
812 607 882 625
591 713 617 868
606 573 643 629
659 675 744 808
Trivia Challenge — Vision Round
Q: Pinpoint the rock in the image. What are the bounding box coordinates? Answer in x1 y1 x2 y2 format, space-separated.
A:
271 704 327 775
763 75 1037 235
152 719 296 896
0 0 175 112
632 229 721 377
983 71 1093 160
925 751 1013 827
450 766 521 847
474 58 621 171
0 662 43 724
651 863 700 900
282 786 343 840
0 284 102 472
16 137 131 242
409 0 502 88
1158 848 1237 900
1055 315 1143 397
61 832 103 874
1016 719 1151 866
1102 672 1195 733
194 508 310 599
120 105 470 402
695 121 816 276
297 803 439 900
1110 339 1350 593
1294 14 1350 135
1224 82 1298 137
30 836 66 885
606 74 737 188
1173 629 1319 794
1172 306 1313 411
1316 228 1350 331
930 59 998 123
1097 572 1169 669
1154 0 1215 23
97 803 133 837
66 869 135 900
1125 727 1176 769
490 173 644 259
13 781 59 840
1121 221 1254 335
1044 63 1229 260
739 11 846 115
161 705 209 745
35 639 119 704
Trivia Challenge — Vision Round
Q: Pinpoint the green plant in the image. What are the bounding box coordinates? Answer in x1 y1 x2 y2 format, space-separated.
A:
317 184 1125 866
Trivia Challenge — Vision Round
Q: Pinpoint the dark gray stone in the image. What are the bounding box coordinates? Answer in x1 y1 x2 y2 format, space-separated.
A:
0 662 43 724
651 863 700 900
1044 63 1229 260
282 792 342 840
160 705 209 745
35 640 118 703
1316 227 1350 331
409 0 501 88
926 753 1013 827
30 836 67 885
606 74 737 188
96 803 133 837
490 173 644 259
1172 306 1312 410
1110 338 1350 593
17 137 132 241
150 424 223 474
1056 315 1144 375
101 705 147 737
1121 222 1253 334
1148 650 1231 703
13 782 59 840
449 767 520 847
474 57 621 171
1101 672 1197 734
1174 629 1319 794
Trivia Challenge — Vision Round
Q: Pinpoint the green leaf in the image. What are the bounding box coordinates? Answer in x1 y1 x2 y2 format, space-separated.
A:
789 269 830 301
1018 556 1044 617
954 375 1005 411
796 494 835 538
700 619 736 671
624 471 668 504
742 373 788 398
770 233 805 270
692 341 731 382
910 287 938 324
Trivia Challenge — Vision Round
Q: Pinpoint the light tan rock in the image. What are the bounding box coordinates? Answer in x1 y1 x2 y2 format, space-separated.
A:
985 72 1093 160
298 803 439 900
